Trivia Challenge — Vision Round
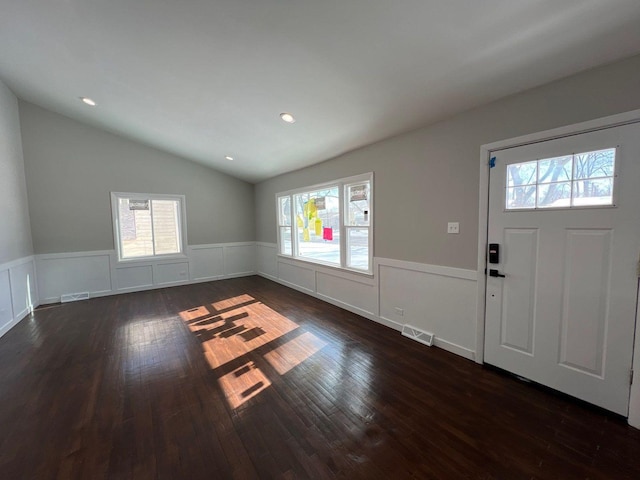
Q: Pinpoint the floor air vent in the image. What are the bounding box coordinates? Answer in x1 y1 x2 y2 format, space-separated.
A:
61 292 90 303
401 324 434 347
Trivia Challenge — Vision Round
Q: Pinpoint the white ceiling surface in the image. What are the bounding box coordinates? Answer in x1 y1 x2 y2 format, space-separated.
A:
2 1 640 183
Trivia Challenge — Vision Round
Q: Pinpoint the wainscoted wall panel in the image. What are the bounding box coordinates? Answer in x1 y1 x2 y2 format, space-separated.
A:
278 260 316 293
256 243 278 280
256 243 478 361
10 260 37 322
0 256 38 338
115 264 154 291
224 243 256 277
155 261 190 286
316 271 376 318
37 252 112 303
379 261 477 360
0 270 13 334
190 245 224 281
36 242 256 304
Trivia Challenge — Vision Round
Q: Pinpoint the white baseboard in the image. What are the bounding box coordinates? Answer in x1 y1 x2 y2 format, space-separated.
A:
257 271 278 282
433 337 476 361
266 274 402 333
0 317 19 338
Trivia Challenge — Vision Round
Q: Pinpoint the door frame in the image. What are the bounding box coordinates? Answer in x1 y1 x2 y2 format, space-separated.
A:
475 108 640 426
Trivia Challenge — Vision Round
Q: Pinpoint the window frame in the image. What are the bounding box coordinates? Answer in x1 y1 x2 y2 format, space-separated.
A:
111 192 188 262
276 172 373 275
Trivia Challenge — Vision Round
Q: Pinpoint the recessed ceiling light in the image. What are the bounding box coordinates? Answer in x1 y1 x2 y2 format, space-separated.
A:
280 112 296 124
80 97 96 106
225 156 234 161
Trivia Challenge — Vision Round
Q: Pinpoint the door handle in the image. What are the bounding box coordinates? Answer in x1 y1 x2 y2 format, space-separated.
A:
489 269 506 278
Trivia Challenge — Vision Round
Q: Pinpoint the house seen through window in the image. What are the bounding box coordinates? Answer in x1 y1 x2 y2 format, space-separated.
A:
111 193 186 260
506 147 616 210
277 173 372 273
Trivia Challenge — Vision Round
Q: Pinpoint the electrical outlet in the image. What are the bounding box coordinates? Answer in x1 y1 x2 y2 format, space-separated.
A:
394 307 404 316
447 222 460 234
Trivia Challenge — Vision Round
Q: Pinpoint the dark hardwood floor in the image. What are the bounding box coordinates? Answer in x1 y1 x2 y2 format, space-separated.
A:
1 276 639 479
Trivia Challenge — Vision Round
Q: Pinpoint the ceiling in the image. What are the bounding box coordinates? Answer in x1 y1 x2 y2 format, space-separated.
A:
2 1 640 183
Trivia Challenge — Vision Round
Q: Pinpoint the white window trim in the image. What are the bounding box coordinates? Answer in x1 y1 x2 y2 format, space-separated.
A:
111 192 188 263
276 172 373 275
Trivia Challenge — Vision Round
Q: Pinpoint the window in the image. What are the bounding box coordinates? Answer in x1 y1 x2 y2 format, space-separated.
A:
111 192 187 261
506 148 616 210
277 173 373 273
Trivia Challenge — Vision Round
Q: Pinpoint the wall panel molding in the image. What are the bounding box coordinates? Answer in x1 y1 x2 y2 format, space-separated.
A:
0 255 38 339
36 242 257 304
256 243 478 361
38 250 113 302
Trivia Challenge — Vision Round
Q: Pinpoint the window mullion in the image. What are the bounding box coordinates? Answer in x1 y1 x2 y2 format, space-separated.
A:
292 194 299 258
176 202 182 254
173 200 181 254
535 159 540 209
149 199 156 256
339 184 346 268
278 195 297 257
116 197 124 258
570 153 575 207
290 195 294 255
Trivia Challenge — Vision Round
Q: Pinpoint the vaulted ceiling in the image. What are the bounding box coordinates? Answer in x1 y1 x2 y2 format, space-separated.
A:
2 0 640 182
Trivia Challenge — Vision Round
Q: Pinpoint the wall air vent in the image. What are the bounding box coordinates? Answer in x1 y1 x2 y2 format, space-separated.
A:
60 292 90 303
401 324 434 347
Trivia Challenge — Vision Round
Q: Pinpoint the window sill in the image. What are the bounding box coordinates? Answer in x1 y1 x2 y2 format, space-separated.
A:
116 253 189 265
276 253 374 279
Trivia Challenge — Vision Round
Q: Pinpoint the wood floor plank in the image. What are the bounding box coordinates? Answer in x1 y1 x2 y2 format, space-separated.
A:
1 276 640 479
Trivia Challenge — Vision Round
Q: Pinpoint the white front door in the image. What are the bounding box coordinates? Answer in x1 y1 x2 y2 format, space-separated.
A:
484 123 640 416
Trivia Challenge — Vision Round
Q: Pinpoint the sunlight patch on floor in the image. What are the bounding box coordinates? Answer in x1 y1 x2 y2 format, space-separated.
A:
217 361 272 409
183 301 299 370
211 294 255 312
264 331 327 375
180 295 327 409
179 306 209 321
